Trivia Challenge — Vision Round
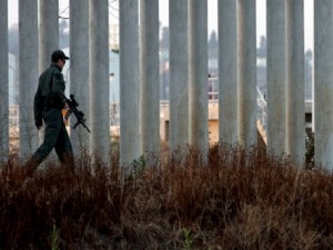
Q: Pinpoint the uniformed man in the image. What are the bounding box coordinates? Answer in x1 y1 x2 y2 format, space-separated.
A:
24 49 74 176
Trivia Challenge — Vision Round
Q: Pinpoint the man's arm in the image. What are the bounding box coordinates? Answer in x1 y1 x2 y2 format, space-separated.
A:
33 86 43 129
51 71 67 109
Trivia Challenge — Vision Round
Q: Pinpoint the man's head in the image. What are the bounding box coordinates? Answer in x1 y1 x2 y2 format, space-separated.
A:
51 49 70 69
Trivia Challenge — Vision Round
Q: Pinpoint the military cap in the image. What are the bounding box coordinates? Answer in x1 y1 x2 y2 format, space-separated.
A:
51 49 70 62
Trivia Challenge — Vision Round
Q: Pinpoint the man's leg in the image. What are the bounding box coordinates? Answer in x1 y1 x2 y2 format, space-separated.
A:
24 109 62 175
54 123 74 169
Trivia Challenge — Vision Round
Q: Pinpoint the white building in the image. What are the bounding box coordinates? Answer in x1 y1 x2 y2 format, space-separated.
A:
8 52 18 105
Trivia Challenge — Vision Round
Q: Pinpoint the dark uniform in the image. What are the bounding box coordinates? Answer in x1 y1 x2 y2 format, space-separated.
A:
25 50 74 176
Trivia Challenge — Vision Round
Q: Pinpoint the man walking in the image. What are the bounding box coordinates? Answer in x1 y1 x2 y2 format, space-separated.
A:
24 49 74 176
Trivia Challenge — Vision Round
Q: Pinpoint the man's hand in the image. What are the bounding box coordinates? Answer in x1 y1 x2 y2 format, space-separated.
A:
35 120 42 130
64 102 70 109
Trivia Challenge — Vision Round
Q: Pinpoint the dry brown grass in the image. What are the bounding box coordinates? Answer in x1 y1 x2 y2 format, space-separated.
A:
0 144 333 249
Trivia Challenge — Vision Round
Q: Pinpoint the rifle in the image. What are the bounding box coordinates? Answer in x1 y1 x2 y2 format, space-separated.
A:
64 94 90 133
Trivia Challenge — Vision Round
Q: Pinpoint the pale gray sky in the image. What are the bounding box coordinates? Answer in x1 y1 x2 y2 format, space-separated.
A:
7 0 314 50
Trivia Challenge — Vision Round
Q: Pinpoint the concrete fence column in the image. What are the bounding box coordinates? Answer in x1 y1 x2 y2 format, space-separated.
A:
89 0 110 166
39 0 59 72
19 0 39 158
70 0 90 159
120 0 141 170
169 0 189 156
286 0 305 164
0 0 9 161
266 0 286 155
238 0 257 148
140 0 160 164
189 0 208 156
314 0 333 170
218 0 238 146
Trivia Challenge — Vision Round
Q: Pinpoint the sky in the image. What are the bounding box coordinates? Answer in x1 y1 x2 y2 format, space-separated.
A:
7 0 314 50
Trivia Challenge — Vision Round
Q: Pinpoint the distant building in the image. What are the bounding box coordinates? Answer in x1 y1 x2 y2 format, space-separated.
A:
8 52 18 105
159 51 169 100
305 51 313 101
109 50 120 102
109 23 119 50
257 57 267 99
8 53 19 137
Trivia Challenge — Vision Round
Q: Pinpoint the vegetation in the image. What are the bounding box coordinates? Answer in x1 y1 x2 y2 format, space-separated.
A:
0 144 333 249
